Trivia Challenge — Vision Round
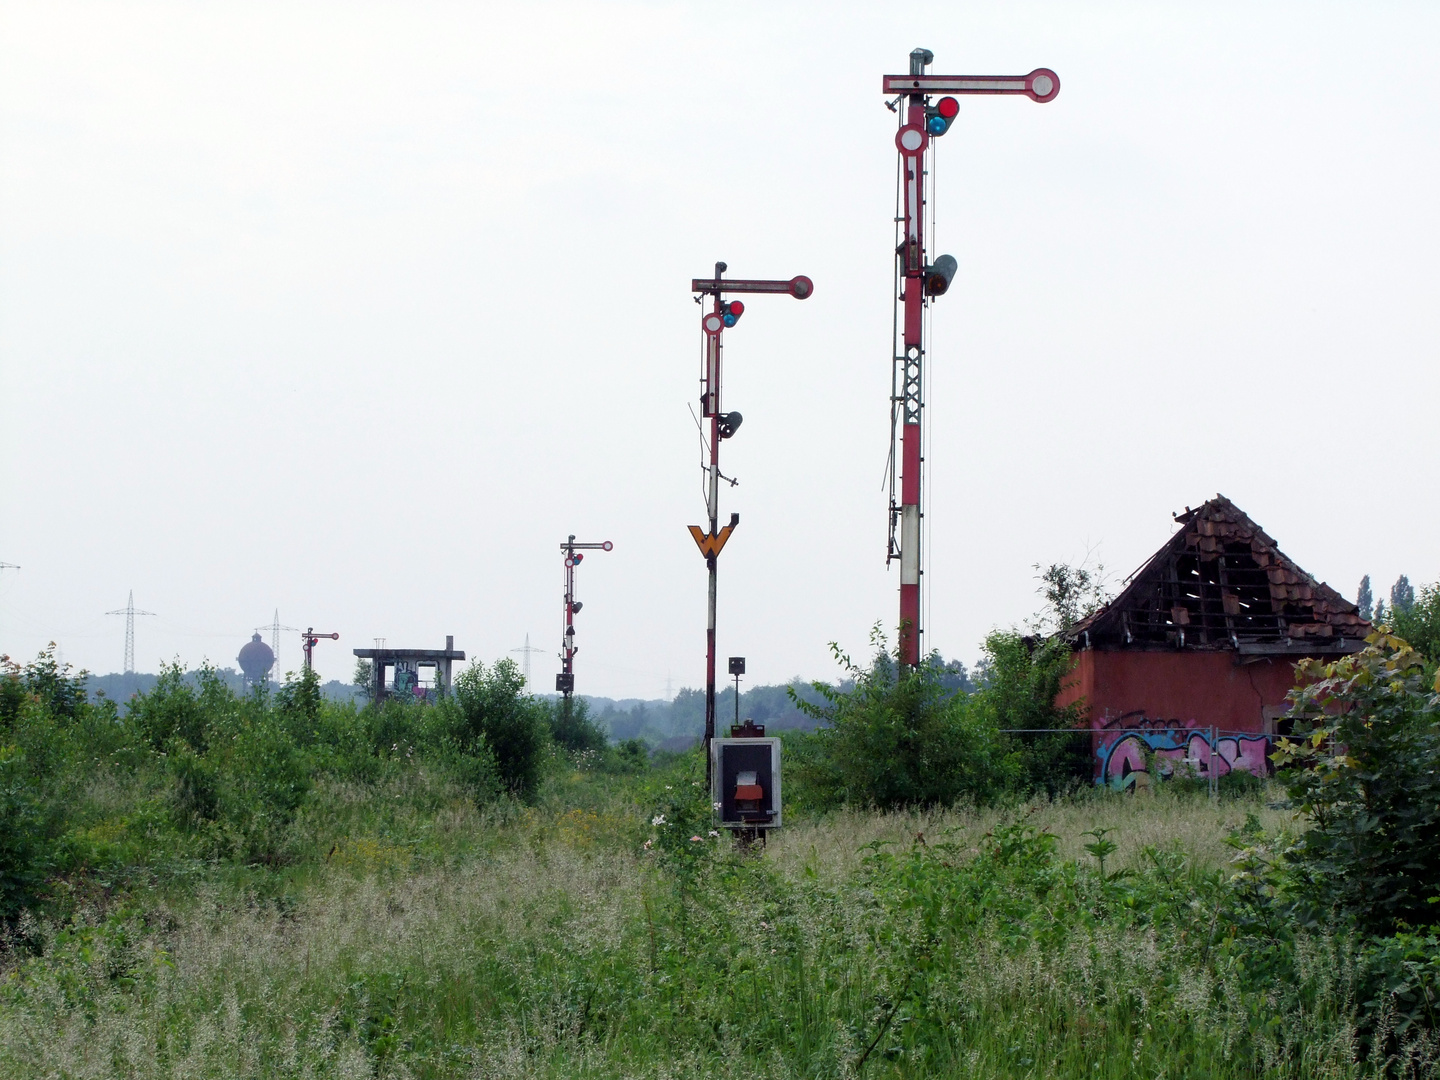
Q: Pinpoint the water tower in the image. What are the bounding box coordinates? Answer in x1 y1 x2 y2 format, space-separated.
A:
238 632 275 687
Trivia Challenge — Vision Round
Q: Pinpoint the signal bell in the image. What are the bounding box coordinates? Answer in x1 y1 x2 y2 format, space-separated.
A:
923 254 958 297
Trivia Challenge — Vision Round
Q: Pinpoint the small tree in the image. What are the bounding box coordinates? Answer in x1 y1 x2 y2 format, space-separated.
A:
450 659 549 798
1357 574 1374 621
790 626 1008 809
549 695 607 754
1273 632 1440 933
1391 582 1440 664
353 659 374 703
1392 574 1416 615
1031 560 1110 634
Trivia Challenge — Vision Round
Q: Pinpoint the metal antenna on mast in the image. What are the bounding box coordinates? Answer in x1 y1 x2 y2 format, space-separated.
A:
105 590 157 674
881 50 1059 667
689 264 813 787
511 633 544 688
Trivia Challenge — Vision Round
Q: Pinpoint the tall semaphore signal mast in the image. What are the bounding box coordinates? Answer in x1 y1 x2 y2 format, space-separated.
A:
689 263 812 783
883 48 1059 667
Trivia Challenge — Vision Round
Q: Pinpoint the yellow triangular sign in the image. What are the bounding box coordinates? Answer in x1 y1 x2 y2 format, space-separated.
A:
688 520 737 559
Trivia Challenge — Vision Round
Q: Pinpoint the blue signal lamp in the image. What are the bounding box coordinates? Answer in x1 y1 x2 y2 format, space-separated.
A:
925 96 960 136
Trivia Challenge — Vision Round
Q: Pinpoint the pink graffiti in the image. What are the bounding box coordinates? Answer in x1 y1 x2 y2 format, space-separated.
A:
1097 728 1272 790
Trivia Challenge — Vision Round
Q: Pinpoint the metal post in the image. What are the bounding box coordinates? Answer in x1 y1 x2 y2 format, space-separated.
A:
556 535 613 702
689 266 812 789
881 50 1059 668
301 628 339 672
1211 725 1219 800
704 264 724 785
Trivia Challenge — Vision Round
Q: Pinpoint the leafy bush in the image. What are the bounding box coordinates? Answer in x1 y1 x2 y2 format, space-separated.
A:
1390 581 1440 664
449 659 549 798
790 629 1010 809
975 630 1090 796
548 695 608 755
1274 631 1440 934
0 743 44 918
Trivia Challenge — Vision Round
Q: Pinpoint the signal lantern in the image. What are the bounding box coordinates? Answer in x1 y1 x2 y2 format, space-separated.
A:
722 300 745 328
923 254 958 297
925 96 960 136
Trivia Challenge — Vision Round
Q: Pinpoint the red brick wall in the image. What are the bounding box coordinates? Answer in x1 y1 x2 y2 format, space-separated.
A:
1057 649 1298 734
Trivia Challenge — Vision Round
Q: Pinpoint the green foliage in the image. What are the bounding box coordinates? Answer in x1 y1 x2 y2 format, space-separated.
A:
0 743 44 918
1390 581 1440 664
128 661 238 753
548 695 608 755
450 658 550 798
974 630 1090 797
1273 631 1440 934
789 627 1010 809
1031 559 1110 634
789 626 1086 811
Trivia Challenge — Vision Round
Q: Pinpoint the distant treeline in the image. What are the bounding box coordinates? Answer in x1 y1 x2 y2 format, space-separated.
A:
572 658 974 749
81 657 976 746
85 668 363 711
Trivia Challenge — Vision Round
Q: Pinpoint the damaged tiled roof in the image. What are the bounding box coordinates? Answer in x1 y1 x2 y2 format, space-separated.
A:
1068 495 1370 653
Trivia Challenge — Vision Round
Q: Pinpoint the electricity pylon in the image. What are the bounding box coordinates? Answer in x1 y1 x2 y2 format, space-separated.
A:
511 633 544 689
105 590 157 674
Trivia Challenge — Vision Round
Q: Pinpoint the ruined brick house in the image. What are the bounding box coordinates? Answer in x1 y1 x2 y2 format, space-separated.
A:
1056 495 1371 788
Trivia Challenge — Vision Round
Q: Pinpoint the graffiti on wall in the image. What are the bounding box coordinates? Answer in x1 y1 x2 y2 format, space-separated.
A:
1093 717 1273 791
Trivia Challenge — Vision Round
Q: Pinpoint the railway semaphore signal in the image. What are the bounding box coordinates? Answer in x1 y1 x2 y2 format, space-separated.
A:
556 535 613 700
883 49 1059 668
690 262 812 783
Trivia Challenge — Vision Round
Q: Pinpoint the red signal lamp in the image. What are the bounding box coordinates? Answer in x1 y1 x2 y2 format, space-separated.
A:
926 95 961 136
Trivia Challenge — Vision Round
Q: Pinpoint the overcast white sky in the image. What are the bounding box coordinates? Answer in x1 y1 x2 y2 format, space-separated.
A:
2 2 1436 697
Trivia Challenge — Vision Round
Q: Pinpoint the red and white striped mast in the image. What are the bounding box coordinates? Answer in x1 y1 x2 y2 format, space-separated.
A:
884 49 1059 667
690 263 813 780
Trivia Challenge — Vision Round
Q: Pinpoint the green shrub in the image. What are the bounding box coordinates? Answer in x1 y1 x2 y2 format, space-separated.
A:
449 659 549 798
1390 581 1440 665
1275 631 1440 934
548 695 608 754
976 630 1090 796
128 662 237 753
790 629 1010 809
0 743 44 918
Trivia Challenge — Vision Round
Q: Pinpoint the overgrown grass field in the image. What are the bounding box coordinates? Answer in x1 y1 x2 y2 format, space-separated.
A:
0 766 1407 1079
3 630 1439 1078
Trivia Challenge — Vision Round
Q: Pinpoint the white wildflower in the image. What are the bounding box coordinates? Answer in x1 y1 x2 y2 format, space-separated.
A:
651 814 666 826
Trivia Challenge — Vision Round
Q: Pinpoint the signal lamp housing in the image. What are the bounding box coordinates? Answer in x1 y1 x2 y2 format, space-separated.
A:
925 96 960 136
718 411 743 439
923 254 958 297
